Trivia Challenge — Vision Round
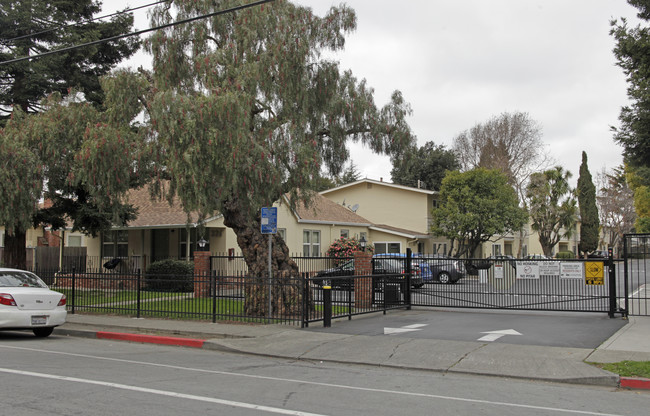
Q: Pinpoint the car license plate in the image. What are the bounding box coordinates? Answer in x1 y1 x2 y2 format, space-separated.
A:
31 315 48 325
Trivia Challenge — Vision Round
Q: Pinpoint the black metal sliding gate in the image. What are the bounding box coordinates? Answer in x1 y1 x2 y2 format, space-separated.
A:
622 234 650 316
411 256 617 315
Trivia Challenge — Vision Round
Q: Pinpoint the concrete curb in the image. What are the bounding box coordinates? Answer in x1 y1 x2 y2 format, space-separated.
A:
620 377 650 390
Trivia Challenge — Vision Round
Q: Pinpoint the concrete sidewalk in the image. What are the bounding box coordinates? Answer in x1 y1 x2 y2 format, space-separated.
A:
55 312 650 388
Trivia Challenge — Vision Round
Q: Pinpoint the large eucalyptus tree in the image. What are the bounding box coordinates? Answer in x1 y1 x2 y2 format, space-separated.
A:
144 0 414 315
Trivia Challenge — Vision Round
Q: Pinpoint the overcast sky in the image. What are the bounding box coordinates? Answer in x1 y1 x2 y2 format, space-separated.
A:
111 0 642 186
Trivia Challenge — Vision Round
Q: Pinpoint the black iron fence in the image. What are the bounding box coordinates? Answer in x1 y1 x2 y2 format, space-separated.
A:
37 267 305 325
303 273 411 326
25 249 630 326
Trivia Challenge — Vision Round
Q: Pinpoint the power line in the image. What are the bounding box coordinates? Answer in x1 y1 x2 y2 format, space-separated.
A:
3 1 166 44
0 0 275 67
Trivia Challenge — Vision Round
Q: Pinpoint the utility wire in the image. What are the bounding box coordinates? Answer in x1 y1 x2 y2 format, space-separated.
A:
3 1 166 43
0 0 275 66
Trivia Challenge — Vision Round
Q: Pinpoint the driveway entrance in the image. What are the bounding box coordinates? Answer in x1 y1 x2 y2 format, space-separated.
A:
306 308 627 349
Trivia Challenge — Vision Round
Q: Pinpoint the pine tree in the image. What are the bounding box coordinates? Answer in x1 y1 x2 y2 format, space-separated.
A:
0 1 139 268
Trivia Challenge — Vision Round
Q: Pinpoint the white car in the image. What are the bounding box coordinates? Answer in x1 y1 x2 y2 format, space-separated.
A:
0 268 67 337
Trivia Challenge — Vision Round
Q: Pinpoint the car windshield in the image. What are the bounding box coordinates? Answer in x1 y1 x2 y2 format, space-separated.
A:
339 260 354 270
0 271 47 288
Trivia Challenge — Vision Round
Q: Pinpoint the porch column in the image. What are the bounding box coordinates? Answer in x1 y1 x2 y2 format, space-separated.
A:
193 251 211 298
354 251 373 309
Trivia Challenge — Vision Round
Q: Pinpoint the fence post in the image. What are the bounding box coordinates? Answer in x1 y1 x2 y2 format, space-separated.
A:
323 285 332 327
406 248 412 310
608 248 617 318
301 272 308 328
71 267 76 314
137 269 141 319
211 270 217 324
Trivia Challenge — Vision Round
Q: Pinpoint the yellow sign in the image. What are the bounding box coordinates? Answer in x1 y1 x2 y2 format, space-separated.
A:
585 261 604 285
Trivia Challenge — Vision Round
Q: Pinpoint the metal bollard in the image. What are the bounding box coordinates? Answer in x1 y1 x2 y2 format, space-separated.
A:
323 286 332 327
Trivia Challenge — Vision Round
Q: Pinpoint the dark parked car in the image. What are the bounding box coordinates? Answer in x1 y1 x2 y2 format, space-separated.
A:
419 255 466 284
313 256 423 289
588 250 609 259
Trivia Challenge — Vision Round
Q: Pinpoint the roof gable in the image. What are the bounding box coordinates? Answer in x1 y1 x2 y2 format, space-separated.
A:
320 178 437 196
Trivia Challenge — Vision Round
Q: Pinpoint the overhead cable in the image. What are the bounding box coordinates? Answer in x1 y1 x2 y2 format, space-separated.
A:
0 0 275 66
3 1 166 44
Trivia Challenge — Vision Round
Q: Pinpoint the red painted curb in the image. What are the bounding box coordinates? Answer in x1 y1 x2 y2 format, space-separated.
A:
96 331 206 348
620 377 650 390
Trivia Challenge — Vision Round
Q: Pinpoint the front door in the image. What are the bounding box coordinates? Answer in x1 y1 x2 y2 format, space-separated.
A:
151 229 169 261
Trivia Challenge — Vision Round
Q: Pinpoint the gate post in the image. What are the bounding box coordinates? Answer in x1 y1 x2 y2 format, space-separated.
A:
623 234 630 317
354 251 372 309
405 248 412 310
193 251 211 298
608 248 617 318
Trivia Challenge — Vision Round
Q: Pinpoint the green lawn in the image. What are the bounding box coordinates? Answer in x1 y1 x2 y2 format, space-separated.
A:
591 361 650 379
57 289 188 306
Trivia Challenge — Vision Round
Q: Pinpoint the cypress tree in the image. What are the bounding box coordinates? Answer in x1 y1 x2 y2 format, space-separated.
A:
577 151 600 256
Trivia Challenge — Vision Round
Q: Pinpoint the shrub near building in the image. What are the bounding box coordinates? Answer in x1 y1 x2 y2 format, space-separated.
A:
326 237 373 266
145 259 194 292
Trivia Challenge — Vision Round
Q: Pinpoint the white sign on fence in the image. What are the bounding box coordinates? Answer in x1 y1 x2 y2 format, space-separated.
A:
494 263 505 279
560 262 584 279
516 261 540 279
539 261 559 276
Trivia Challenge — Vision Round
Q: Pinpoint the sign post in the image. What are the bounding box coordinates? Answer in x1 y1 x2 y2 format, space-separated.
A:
261 207 278 321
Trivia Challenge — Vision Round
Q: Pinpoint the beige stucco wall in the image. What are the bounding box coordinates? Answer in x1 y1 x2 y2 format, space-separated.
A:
323 182 433 233
273 200 368 255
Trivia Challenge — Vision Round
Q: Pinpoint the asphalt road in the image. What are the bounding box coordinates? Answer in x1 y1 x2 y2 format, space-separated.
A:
1 335 648 416
307 308 628 349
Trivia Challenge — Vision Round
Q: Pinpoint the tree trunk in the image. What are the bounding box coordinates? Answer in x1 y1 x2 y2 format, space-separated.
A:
3 227 27 269
221 197 305 317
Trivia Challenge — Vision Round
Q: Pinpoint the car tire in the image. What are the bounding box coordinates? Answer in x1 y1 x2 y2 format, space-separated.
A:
33 327 54 338
438 272 452 284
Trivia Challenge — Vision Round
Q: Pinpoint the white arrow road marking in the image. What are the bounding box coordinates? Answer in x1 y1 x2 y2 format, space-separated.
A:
384 324 427 335
478 329 522 342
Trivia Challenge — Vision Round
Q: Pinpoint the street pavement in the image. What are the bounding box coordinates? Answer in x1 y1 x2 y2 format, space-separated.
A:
52 309 650 389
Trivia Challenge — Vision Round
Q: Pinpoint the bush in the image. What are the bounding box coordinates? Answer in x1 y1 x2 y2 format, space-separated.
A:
555 251 575 259
145 259 194 292
326 236 374 265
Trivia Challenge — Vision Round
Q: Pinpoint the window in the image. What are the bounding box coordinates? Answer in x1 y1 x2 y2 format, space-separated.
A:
374 242 401 254
492 245 502 256
303 230 320 257
278 228 286 241
68 235 82 247
522 245 528 257
340 229 349 238
102 230 128 258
